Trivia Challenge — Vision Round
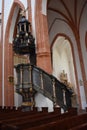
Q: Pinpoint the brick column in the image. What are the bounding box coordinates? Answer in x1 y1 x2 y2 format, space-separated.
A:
35 0 52 74
0 24 2 105
27 0 32 23
8 44 14 106
0 44 2 105
4 43 14 106
0 0 4 106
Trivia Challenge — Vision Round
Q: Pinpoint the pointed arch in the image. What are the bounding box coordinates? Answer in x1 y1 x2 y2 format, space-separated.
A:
51 33 77 85
3 1 25 106
51 33 82 108
5 0 25 44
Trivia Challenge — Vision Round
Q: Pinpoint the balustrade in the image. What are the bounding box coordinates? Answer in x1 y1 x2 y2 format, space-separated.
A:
15 64 73 111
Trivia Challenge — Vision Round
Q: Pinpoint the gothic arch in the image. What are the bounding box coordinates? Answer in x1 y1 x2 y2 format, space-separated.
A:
5 0 25 44
51 33 82 108
51 34 77 84
3 1 25 106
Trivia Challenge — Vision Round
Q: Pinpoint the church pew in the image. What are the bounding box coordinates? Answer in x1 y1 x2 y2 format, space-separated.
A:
0 106 47 113
0 110 36 119
0 121 2 128
0 110 54 123
68 107 78 115
0 108 46 122
0 106 60 114
0 109 61 125
0 107 61 130
69 122 87 130
1 108 78 130
0 107 61 121
22 113 87 130
0 106 44 114
0 108 51 129
0 106 16 113
0 109 52 129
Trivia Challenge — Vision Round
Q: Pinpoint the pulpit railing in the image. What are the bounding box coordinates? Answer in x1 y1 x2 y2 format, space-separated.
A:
15 63 73 111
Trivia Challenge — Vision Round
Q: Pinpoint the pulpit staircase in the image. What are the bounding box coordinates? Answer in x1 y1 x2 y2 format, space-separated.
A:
15 63 73 112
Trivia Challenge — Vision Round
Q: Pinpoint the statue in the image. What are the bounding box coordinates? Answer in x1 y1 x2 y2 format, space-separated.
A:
60 70 73 89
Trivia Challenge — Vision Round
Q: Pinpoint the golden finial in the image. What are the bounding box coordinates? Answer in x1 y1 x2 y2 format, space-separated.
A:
20 10 25 17
19 6 29 17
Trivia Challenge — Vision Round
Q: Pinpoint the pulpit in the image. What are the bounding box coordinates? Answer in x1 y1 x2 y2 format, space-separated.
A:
13 11 36 111
15 64 36 111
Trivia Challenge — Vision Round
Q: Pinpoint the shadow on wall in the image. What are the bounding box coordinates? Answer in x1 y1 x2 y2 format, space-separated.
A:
35 93 54 112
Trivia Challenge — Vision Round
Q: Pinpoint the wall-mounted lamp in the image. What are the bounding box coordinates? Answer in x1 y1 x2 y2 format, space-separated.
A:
8 76 14 84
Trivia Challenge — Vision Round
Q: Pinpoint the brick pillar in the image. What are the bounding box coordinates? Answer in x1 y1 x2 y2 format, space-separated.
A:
4 43 14 106
27 0 32 23
35 0 52 74
0 44 2 105
8 44 14 106
0 0 4 106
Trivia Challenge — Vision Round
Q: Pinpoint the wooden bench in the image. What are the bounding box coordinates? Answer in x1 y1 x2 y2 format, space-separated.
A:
0 110 37 120
0 111 49 122
1 108 78 130
0 107 61 129
23 113 87 130
69 122 87 130
0 109 61 125
0 107 61 121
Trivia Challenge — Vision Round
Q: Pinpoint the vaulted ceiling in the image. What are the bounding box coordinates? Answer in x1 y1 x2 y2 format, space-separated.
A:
47 0 87 33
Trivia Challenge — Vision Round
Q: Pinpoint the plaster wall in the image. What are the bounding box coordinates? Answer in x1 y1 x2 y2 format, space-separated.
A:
42 0 47 15
52 38 77 93
35 93 54 112
4 0 14 38
78 7 87 108
79 85 86 109
9 6 19 43
48 11 82 82
0 0 2 13
80 5 87 79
